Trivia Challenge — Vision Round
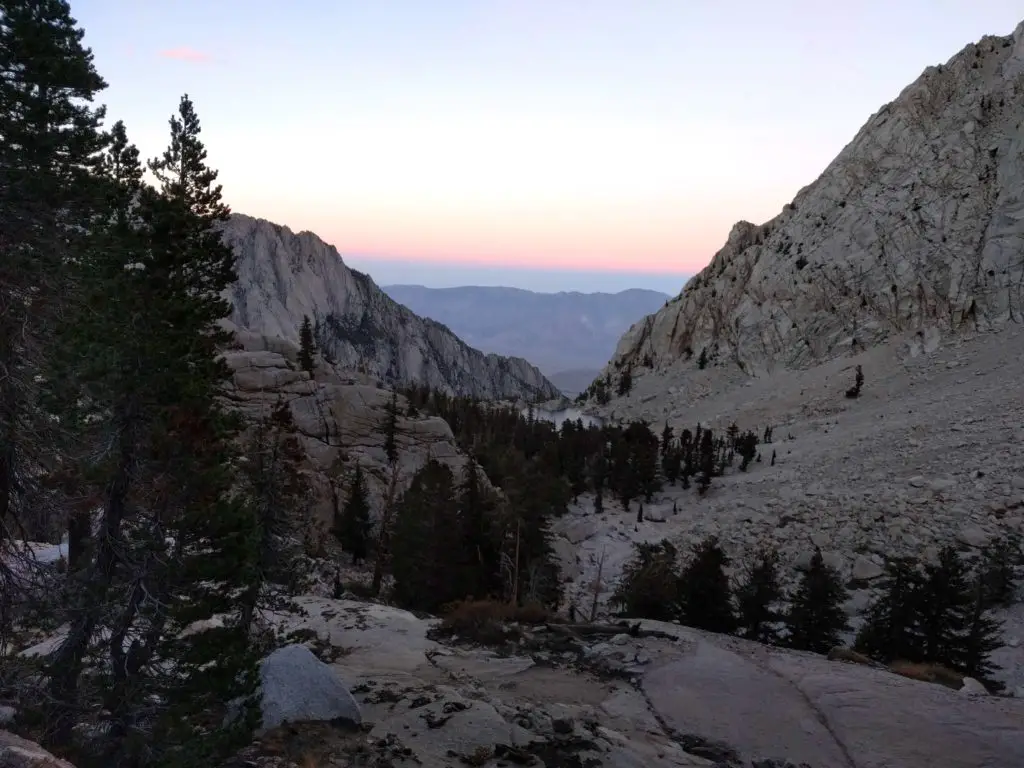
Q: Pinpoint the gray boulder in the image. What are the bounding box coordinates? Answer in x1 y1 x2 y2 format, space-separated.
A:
258 644 361 732
0 730 76 768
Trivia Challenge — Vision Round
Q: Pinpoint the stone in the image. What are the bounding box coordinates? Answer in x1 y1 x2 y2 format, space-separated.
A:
852 555 885 581
257 644 361 732
0 731 76 768
956 525 990 548
223 331 487 537
593 21 1024 379
221 214 558 400
959 677 989 696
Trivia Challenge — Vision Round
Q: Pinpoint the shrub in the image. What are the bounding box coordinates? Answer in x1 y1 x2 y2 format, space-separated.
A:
888 660 964 690
437 599 550 645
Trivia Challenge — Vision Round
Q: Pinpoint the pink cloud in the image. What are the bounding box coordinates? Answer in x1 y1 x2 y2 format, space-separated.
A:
158 47 213 64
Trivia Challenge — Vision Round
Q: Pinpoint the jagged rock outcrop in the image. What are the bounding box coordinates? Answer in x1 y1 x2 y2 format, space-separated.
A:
221 327 480 542
221 214 559 401
603 20 1024 383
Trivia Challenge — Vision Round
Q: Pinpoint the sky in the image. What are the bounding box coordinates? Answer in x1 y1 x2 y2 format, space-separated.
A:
72 1 1023 294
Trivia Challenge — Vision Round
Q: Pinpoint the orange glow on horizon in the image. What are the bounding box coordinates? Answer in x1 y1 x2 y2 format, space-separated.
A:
340 246 698 274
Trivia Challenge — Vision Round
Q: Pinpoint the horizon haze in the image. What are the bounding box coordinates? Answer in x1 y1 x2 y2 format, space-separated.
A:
72 0 1023 292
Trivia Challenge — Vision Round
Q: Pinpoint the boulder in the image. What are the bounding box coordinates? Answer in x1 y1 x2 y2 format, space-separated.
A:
258 644 361 732
851 555 885 581
0 731 75 768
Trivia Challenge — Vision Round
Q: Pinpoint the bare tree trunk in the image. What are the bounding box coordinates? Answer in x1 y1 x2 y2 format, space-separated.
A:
511 519 521 606
589 546 607 622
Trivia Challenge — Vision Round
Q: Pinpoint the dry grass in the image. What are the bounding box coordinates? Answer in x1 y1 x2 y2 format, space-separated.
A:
888 660 965 690
826 646 876 667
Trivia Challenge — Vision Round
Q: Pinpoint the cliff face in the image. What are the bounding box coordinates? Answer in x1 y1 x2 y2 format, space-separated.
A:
603 21 1024 383
221 214 560 401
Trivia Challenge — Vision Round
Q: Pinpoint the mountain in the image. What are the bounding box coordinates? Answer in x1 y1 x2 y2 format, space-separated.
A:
380 284 670 391
598 20 1024 388
220 214 560 401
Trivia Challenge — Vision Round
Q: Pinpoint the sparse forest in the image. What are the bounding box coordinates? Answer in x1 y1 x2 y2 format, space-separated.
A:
383 385 772 615
611 532 1018 692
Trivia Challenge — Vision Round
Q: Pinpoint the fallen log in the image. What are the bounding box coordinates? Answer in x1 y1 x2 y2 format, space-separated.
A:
544 622 678 641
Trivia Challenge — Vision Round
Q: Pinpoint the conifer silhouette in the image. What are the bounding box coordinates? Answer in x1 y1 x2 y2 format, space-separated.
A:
784 549 850 653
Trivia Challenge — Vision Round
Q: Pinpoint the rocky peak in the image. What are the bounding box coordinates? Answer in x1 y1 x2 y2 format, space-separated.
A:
602 20 1024 385
221 214 559 401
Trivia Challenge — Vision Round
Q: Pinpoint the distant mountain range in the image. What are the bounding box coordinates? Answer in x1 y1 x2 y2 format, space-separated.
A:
381 285 671 393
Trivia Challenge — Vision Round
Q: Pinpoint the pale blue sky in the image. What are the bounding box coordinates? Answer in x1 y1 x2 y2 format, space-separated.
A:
72 1 1022 293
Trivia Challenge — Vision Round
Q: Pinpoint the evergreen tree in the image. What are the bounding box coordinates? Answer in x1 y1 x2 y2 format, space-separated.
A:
611 540 679 621
735 547 784 644
390 460 460 612
500 454 564 607
676 536 737 633
978 534 1021 608
457 457 501 600
696 428 715 494
616 366 633 396
957 576 1005 691
240 398 310 604
123 94 260 765
0 0 108 549
784 549 849 653
854 558 924 664
736 430 758 471
334 463 371 566
913 546 976 666
298 314 316 373
660 423 674 458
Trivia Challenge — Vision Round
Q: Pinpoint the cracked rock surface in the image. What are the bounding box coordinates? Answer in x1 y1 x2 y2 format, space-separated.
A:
243 597 1024 768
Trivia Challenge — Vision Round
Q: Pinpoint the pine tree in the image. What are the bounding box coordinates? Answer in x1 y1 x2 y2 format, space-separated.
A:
616 366 633 396
390 460 460 612
0 0 108 551
611 540 679 621
854 558 924 663
735 547 784 644
696 428 715 494
736 430 758 471
298 314 316 373
676 536 737 633
912 546 975 664
126 94 260 765
660 423 674 458
978 533 1021 608
957 576 1005 691
784 549 850 653
457 457 501 600
500 455 564 607
39 124 142 752
241 399 310 598
334 464 371 565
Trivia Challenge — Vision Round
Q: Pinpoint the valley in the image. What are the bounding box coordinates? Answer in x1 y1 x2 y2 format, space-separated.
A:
3 5 1024 768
